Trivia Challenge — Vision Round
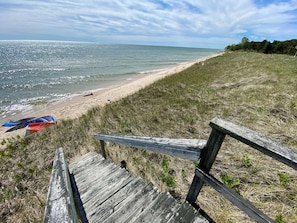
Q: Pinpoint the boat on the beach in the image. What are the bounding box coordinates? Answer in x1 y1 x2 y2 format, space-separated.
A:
2 115 57 134
2 117 36 127
26 116 57 135
26 122 57 135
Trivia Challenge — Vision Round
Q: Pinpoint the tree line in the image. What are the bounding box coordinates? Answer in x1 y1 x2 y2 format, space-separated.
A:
225 38 297 55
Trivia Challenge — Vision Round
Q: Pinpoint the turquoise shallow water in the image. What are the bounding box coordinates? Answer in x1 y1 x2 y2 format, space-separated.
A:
0 40 220 118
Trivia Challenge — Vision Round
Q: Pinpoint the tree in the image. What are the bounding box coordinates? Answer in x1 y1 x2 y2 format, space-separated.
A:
241 37 249 44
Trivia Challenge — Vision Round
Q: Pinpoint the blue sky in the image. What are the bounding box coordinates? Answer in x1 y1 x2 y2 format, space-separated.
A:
0 0 296 48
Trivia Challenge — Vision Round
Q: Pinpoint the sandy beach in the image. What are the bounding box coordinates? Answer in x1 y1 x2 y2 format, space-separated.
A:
0 53 222 143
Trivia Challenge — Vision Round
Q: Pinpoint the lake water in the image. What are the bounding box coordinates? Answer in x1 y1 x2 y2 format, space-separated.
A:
0 40 220 119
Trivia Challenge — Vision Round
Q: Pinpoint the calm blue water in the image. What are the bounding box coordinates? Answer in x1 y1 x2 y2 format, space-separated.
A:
0 40 220 118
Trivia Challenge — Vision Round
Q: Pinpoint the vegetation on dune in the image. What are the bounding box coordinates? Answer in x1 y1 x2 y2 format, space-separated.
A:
1 51 297 222
226 37 297 55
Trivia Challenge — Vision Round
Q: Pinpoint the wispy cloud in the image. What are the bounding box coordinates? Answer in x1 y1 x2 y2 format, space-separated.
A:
0 0 296 48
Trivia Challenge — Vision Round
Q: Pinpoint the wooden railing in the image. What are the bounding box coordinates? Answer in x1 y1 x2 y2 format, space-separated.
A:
187 117 296 222
43 148 78 223
94 134 207 161
43 117 297 222
95 117 297 223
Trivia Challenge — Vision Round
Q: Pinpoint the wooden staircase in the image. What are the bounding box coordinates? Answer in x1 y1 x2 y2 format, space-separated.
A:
43 117 297 223
69 152 208 223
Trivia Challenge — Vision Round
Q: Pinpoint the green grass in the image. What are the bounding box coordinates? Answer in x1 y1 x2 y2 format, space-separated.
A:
278 172 291 186
241 154 252 168
1 51 297 222
220 173 241 193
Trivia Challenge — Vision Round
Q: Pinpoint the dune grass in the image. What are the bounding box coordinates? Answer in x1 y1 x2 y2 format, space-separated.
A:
1 51 297 222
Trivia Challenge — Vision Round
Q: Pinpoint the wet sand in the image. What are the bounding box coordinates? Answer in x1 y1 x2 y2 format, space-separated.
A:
0 53 223 143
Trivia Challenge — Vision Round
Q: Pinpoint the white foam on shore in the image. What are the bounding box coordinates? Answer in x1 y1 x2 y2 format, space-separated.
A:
139 67 168 75
0 104 33 119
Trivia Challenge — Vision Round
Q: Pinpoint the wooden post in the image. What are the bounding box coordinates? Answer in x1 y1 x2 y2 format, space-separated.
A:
186 128 226 205
100 140 107 159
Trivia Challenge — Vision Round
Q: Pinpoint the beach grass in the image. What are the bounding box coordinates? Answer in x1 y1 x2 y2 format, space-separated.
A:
1 51 297 222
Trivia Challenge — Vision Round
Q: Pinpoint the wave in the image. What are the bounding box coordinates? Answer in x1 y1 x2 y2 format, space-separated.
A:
0 93 70 119
42 68 66 71
0 67 66 77
0 103 33 118
139 67 168 74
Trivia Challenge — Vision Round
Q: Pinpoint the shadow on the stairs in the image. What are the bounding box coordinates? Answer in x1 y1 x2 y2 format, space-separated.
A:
70 173 89 223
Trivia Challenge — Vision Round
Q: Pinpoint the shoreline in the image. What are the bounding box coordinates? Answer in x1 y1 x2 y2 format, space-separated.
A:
0 53 223 143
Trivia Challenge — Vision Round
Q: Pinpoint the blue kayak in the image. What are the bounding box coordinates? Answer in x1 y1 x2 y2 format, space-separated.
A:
2 117 36 127
2 116 57 133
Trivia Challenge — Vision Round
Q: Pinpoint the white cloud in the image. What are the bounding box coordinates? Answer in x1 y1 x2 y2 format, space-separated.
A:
0 0 296 48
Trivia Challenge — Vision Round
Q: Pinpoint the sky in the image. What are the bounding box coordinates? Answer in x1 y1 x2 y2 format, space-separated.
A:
0 0 296 49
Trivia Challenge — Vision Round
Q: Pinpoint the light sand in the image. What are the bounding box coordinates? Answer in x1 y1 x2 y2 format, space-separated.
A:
0 53 223 143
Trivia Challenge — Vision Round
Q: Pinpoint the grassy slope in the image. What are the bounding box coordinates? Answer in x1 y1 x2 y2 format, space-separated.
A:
1 51 297 223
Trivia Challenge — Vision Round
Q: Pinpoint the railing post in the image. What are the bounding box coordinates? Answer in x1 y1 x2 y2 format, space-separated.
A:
186 128 226 205
100 140 107 159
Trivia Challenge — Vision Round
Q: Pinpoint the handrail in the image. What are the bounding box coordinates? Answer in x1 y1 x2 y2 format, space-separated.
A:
94 134 207 161
43 148 78 223
187 117 297 223
95 117 297 222
210 117 297 170
195 168 274 222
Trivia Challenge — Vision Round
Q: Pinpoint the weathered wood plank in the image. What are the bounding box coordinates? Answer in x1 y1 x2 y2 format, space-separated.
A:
43 148 78 223
73 161 119 196
83 170 134 212
74 159 118 184
69 152 209 223
74 163 121 202
210 117 297 170
90 182 153 223
94 133 207 161
70 152 105 170
153 193 183 223
134 192 178 222
89 178 146 222
103 183 159 223
195 168 275 223
168 202 208 223
73 162 115 188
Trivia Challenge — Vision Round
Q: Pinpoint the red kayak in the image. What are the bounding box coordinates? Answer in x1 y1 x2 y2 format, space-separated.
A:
26 115 57 135
27 122 57 134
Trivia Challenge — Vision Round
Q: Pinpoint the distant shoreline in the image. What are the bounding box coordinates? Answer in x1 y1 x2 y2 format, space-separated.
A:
0 52 223 143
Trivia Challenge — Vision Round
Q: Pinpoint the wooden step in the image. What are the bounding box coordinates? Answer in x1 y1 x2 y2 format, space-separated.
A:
69 152 209 223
